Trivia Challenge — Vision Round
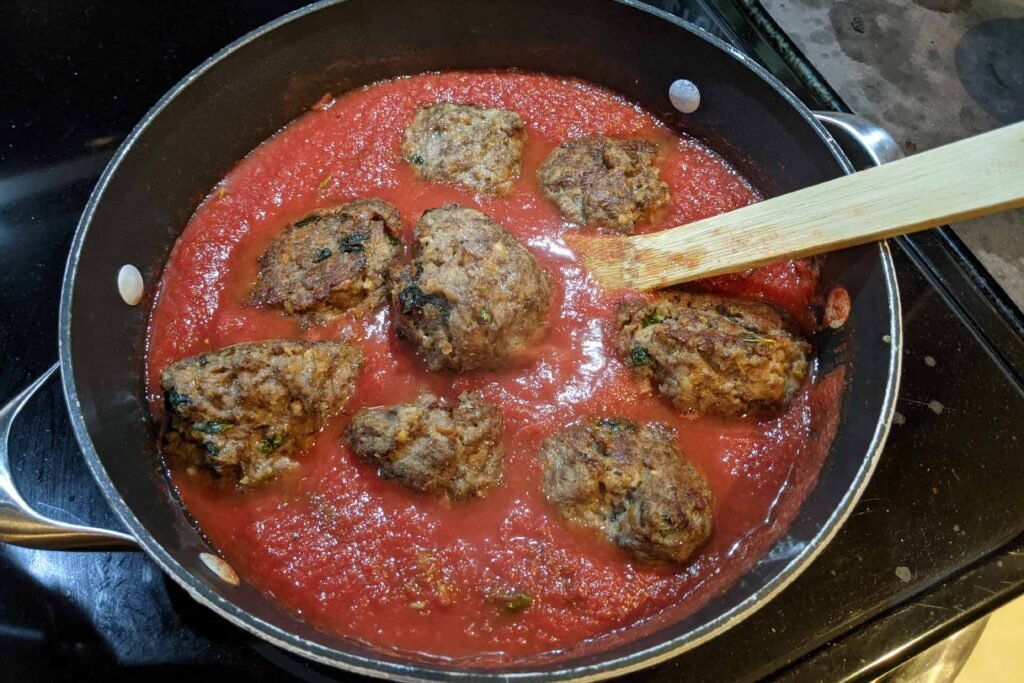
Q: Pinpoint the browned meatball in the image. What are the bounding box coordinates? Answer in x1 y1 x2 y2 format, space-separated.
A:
537 136 670 232
161 339 363 487
401 103 526 194
539 417 713 565
390 205 552 371
617 292 810 417
346 392 503 501
251 198 401 318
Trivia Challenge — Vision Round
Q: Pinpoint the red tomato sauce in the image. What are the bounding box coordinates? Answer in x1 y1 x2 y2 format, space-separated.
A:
146 72 837 665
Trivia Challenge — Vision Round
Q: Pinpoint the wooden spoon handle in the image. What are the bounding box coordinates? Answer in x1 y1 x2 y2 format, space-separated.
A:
570 121 1024 291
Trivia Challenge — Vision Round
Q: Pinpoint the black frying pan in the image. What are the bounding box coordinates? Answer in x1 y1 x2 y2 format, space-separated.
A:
0 0 900 679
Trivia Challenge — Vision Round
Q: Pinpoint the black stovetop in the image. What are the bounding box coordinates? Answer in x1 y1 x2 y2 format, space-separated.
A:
2 2 1022 681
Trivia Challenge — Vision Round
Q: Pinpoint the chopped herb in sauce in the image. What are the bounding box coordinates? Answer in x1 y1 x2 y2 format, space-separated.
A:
165 389 191 412
410 153 425 165
191 421 235 434
313 247 333 263
478 307 492 324
260 433 287 454
204 442 221 456
495 591 533 616
398 285 451 322
597 418 638 432
294 214 319 228
387 234 401 247
641 312 663 327
629 346 654 366
338 232 370 253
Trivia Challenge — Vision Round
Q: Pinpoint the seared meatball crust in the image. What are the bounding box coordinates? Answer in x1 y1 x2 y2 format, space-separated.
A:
539 418 713 565
401 103 526 194
537 136 670 233
390 205 552 372
161 339 363 487
346 392 503 501
251 198 402 318
617 292 810 418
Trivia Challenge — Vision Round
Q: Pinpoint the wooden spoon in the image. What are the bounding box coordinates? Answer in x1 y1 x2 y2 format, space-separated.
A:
567 121 1024 291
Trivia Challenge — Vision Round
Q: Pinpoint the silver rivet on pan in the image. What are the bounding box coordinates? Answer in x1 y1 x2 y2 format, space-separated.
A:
669 79 701 114
200 552 240 586
117 264 144 306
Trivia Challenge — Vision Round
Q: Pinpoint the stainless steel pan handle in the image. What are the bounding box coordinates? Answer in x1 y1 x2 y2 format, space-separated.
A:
0 363 138 550
813 111 904 167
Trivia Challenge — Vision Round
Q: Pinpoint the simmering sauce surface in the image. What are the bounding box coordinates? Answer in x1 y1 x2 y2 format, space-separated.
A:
146 72 836 664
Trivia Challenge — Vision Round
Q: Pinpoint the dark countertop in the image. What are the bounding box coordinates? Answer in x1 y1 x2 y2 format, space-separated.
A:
1 2 1022 681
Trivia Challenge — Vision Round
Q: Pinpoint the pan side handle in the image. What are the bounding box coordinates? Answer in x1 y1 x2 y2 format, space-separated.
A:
0 364 138 550
813 111 904 168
